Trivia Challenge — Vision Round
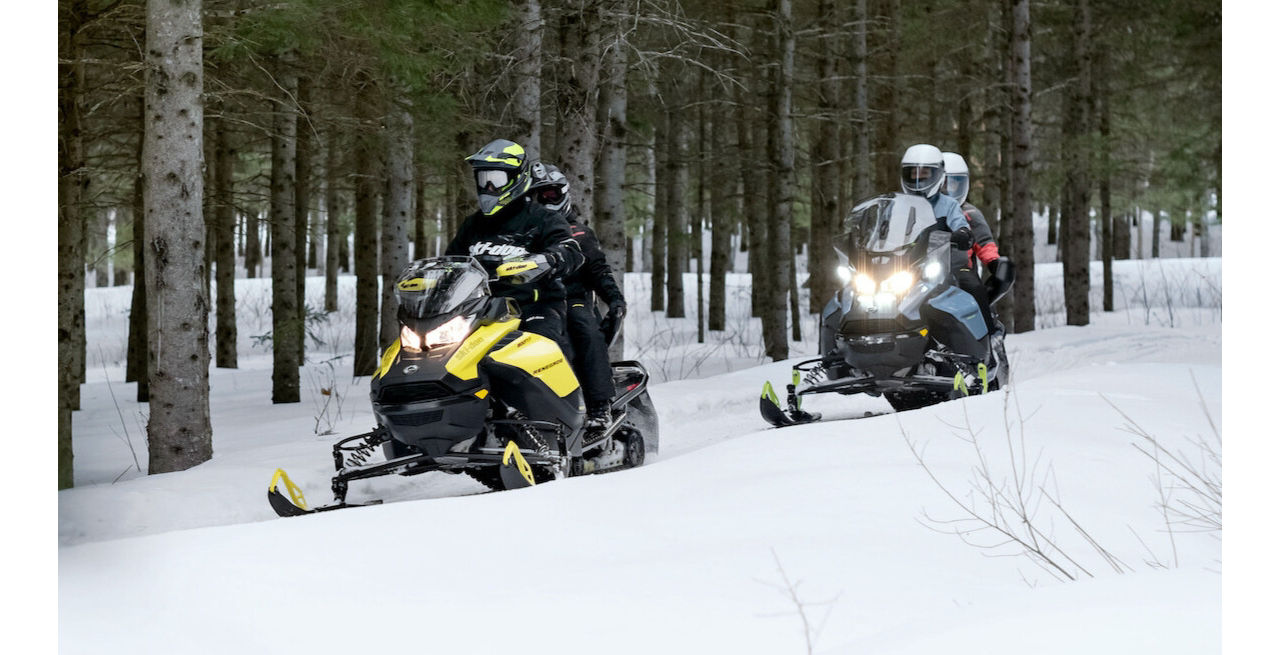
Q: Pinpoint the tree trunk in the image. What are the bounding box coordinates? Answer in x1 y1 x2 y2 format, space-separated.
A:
143 0 212 473
1115 210 1131 260
736 17 765 320
381 95 414 349
1096 47 1113 312
596 0 629 358
650 116 668 312
665 105 687 319
1152 207 1161 258
127 112 149 400
413 174 427 260
294 76 312 350
214 114 238 368
324 129 341 312
811 0 841 315
853 0 871 201
1063 0 1092 327
270 58 301 404
245 205 261 277
556 2 603 229
1007 0 1036 334
764 0 795 362
708 88 730 332
981 1 1003 234
873 0 901 192
353 76 381 377
695 93 706 344
58 0 89 487
511 0 542 157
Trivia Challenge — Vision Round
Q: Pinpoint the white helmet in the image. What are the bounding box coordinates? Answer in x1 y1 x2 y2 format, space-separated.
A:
941 152 970 205
900 144 946 199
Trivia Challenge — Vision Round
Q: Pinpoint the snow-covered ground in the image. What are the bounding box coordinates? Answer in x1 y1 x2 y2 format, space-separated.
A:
54 257 1231 653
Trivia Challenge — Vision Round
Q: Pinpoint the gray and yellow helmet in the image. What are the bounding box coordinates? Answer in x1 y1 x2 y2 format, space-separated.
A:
465 139 533 216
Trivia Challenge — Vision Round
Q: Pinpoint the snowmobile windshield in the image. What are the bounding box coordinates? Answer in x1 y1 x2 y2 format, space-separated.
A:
837 193 935 256
394 257 490 321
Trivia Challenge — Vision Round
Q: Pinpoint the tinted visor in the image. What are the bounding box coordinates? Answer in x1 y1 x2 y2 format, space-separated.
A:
901 165 942 193
537 187 565 205
476 169 511 193
944 173 969 202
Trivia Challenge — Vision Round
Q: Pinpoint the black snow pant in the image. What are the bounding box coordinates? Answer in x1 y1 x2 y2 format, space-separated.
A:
564 299 615 407
517 300 570 356
954 266 996 335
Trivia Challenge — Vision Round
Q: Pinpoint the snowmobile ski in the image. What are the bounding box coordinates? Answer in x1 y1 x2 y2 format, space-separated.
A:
759 380 822 428
267 468 382 517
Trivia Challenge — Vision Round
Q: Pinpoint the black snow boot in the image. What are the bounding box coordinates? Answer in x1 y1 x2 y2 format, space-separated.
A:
582 400 614 445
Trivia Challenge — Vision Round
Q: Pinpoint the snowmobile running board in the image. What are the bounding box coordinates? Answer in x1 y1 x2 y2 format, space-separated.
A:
267 444 561 517
759 359 991 427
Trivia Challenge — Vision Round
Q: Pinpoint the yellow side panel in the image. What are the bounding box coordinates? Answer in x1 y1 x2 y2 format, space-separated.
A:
374 339 402 380
490 332 580 398
445 318 521 381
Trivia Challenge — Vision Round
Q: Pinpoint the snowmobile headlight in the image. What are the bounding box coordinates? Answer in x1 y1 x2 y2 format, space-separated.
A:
400 325 423 352
854 273 877 296
884 271 915 295
836 266 852 283
423 315 472 348
923 260 943 282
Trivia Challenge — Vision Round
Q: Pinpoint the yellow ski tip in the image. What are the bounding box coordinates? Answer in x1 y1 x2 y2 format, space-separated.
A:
763 381 781 404
269 468 309 511
501 441 537 487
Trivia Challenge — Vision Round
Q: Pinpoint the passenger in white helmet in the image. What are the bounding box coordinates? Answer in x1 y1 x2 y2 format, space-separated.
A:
942 151 1010 337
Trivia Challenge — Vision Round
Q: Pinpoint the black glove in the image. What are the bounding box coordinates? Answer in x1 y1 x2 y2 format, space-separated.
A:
950 227 974 251
542 249 563 271
983 256 1015 301
607 298 627 320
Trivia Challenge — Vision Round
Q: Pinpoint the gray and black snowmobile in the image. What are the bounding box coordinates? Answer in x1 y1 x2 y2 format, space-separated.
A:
760 193 1015 427
268 256 658 517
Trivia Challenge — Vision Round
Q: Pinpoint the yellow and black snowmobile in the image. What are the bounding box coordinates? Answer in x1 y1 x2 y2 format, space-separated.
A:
268 256 658 517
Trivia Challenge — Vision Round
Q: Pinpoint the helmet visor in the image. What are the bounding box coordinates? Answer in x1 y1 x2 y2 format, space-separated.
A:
537 187 565 206
944 173 970 203
901 165 942 194
476 169 511 194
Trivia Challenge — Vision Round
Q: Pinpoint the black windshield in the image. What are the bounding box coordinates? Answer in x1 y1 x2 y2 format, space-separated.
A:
394 257 489 321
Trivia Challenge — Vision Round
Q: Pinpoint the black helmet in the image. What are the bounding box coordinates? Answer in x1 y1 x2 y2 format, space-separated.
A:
465 139 533 216
528 160 572 213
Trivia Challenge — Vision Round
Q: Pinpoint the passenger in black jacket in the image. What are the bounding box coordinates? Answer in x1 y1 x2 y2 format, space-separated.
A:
530 162 627 439
445 139 584 351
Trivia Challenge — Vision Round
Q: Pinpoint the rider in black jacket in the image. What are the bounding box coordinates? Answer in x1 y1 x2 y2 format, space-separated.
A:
529 162 627 438
444 139 584 352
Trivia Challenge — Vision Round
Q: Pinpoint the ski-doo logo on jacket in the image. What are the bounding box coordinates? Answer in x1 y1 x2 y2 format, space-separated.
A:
469 242 529 258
